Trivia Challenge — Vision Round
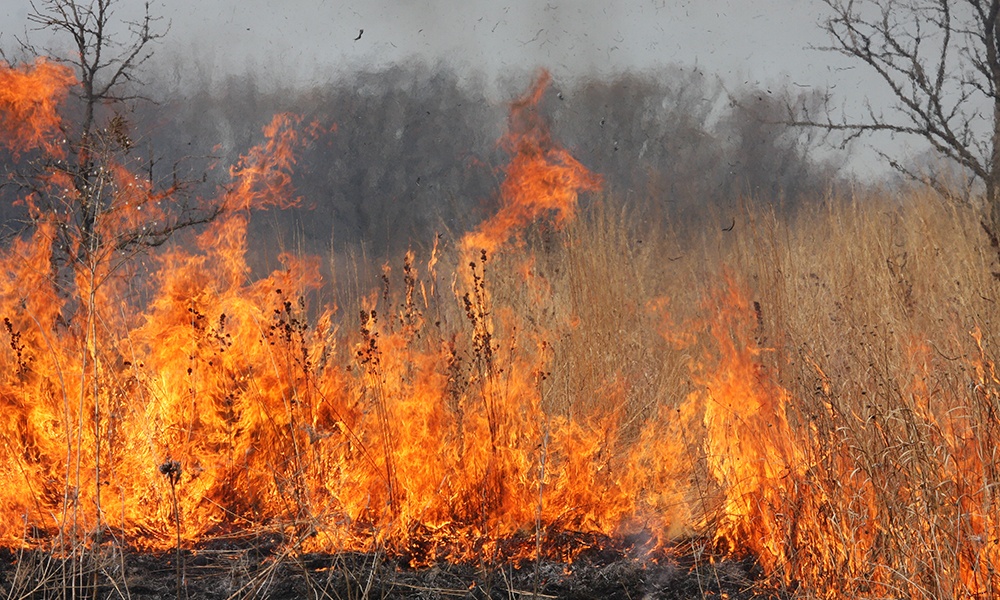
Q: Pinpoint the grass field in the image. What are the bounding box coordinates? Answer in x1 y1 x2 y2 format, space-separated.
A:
4 57 1000 599
4 180 1000 599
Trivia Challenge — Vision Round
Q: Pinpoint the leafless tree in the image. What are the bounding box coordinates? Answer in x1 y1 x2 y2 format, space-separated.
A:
13 0 219 273
5 4 221 581
797 0 1000 234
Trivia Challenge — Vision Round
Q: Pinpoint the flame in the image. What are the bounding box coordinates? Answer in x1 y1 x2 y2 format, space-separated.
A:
0 67 681 563
461 70 602 257
0 58 76 159
645 275 1000 597
673 277 804 560
223 113 305 211
3 58 1000 600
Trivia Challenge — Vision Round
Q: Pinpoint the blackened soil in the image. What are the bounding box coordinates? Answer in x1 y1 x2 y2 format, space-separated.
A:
0 540 786 599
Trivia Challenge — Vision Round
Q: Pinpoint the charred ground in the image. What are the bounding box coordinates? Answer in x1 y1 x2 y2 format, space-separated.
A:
0 539 780 600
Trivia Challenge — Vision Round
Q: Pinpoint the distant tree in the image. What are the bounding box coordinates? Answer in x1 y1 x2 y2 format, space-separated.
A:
555 69 837 221
799 0 1000 235
724 87 839 207
555 68 730 218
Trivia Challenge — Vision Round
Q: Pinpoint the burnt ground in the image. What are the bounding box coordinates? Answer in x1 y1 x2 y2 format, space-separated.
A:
0 537 786 599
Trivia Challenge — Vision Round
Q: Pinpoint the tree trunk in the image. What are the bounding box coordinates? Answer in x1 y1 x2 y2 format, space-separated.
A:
988 0 1000 238
990 99 1000 236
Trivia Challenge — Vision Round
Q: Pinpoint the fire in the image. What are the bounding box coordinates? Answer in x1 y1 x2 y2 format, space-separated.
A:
460 70 602 257
2 57 1000 599
223 113 307 212
0 66 682 562
673 277 804 559
0 58 75 159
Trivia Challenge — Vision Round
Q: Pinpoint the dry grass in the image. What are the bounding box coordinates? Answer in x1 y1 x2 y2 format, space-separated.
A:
494 188 1000 599
5 185 1000 600
302 185 1000 597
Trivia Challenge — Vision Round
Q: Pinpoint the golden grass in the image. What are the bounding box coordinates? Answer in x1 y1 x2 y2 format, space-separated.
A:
479 188 1000 598
6 179 1000 599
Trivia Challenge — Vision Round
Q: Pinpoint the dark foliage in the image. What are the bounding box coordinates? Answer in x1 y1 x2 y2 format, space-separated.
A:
2 59 842 265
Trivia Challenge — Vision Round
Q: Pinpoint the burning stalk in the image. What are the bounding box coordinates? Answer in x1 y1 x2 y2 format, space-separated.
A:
534 421 549 597
158 459 183 600
463 252 506 519
357 309 399 514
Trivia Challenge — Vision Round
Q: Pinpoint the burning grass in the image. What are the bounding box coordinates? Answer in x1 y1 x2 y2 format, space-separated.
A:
2 59 1000 599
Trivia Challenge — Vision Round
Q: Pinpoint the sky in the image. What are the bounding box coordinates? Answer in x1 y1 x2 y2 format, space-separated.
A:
0 0 906 177
0 0 860 90
163 0 839 88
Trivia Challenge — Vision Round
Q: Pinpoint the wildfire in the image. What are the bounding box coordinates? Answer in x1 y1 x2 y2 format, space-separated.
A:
2 58 1000 600
0 66 675 562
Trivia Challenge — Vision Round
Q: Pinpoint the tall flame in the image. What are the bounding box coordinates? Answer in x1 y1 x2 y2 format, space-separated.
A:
0 58 75 159
461 70 602 256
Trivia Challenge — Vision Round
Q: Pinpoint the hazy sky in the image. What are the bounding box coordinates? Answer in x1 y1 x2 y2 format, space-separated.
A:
180 0 849 91
0 1 858 88
0 0 905 176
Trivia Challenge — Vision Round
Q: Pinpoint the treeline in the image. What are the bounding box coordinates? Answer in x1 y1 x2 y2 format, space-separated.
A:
2 62 845 259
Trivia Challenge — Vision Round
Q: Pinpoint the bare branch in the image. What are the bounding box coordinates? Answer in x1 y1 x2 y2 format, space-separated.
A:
11 0 219 292
801 0 1000 210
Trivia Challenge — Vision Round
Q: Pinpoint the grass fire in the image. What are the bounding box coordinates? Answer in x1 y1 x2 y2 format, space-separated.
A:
4 13 1000 600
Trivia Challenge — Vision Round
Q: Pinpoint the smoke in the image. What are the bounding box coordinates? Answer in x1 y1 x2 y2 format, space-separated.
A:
0 0 864 268
142 0 840 93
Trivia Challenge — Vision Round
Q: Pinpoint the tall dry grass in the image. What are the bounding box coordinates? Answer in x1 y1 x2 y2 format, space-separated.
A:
494 188 1000 599
6 182 1000 600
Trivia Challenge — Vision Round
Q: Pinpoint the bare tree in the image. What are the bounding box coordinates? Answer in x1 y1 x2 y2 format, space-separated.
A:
798 0 1000 234
2 3 222 583
13 0 219 274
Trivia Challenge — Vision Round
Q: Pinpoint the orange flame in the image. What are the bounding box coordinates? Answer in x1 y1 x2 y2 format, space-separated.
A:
461 70 602 256
675 276 805 563
0 58 76 159
0 70 676 562
223 114 306 211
